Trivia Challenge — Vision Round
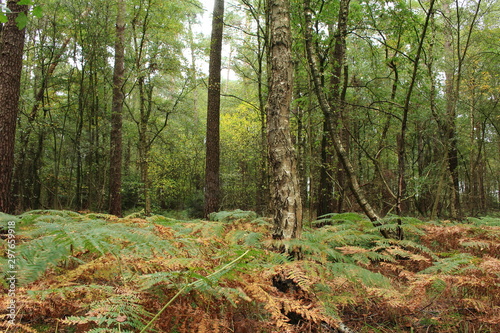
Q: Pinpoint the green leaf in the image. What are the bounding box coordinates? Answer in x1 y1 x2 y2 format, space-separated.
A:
0 13 8 24
15 11 28 29
32 6 42 18
17 0 33 5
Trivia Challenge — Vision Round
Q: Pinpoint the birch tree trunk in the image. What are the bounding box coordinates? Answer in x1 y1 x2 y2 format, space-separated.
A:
267 0 302 241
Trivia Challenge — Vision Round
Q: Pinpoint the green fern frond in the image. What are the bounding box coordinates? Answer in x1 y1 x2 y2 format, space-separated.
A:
373 238 438 261
62 292 151 331
225 229 264 247
0 212 19 225
466 216 500 227
421 253 479 275
166 220 225 240
320 226 381 248
208 209 258 222
214 285 251 306
21 209 82 218
316 212 367 224
139 271 183 291
146 214 177 223
289 234 349 263
11 218 180 286
84 213 119 220
460 240 491 250
326 262 392 289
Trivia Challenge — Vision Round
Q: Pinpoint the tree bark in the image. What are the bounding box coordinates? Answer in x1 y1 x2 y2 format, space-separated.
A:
396 0 435 219
0 1 28 213
303 0 386 236
329 0 350 214
266 0 302 241
204 0 225 218
109 0 126 217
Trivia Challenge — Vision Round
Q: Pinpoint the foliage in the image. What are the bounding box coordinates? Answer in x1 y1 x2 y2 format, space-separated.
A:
1 210 500 332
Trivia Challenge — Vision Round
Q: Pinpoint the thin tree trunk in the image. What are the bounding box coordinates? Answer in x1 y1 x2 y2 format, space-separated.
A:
303 0 386 237
329 0 350 214
0 0 28 213
267 0 302 241
204 0 225 218
396 0 436 218
138 76 152 215
109 0 126 217
317 122 334 217
442 0 482 219
255 0 269 216
316 0 351 217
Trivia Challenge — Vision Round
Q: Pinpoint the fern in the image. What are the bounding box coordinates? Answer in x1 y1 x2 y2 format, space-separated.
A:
315 212 367 225
208 209 258 222
139 250 251 333
0 212 19 226
225 229 264 247
11 217 178 285
325 262 393 289
466 216 500 227
460 240 491 250
61 291 152 332
421 253 479 275
7 210 499 332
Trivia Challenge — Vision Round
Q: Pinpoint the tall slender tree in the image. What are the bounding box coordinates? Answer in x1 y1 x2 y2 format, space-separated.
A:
0 0 28 213
266 0 302 241
204 0 225 217
109 0 126 217
303 0 388 237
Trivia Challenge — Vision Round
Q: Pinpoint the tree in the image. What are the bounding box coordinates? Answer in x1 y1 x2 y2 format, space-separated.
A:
108 0 126 216
266 0 302 241
204 0 225 217
303 0 388 237
0 0 28 213
317 0 351 216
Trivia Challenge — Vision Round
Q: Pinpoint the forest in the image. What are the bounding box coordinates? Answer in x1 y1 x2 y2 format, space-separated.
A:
0 0 499 332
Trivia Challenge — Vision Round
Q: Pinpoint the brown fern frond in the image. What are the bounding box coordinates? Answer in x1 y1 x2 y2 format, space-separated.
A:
245 283 290 327
336 246 370 255
0 320 39 333
274 262 316 294
154 224 175 239
480 256 500 274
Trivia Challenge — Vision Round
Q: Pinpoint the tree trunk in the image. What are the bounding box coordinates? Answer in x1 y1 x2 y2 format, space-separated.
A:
109 0 126 217
204 0 225 218
396 0 435 219
314 0 350 217
303 0 387 237
442 0 481 218
138 76 152 215
328 0 350 214
266 0 302 241
0 0 28 213
317 123 334 217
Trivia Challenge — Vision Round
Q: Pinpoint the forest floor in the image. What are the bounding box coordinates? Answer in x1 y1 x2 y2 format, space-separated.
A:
1 210 499 333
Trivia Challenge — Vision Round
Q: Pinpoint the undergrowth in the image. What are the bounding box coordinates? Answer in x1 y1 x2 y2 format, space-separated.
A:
0 210 499 332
